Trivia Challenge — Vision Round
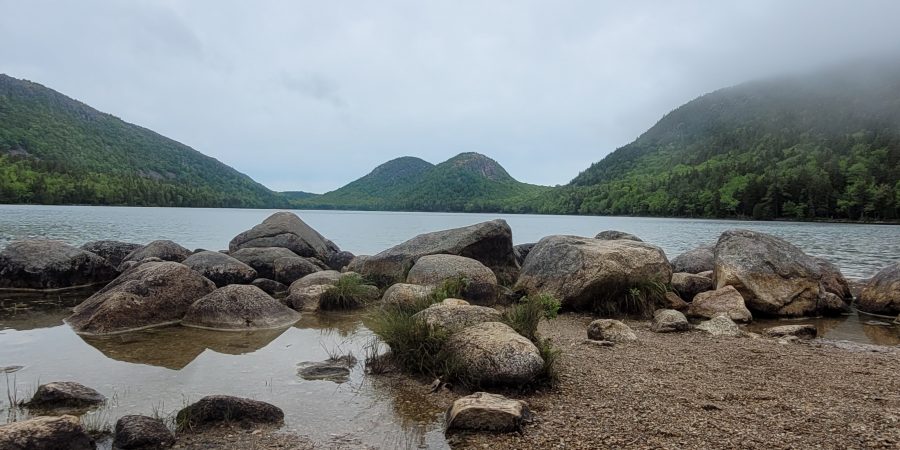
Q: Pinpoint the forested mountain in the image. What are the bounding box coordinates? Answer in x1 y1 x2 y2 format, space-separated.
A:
526 61 900 221
296 153 549 212
0 74 287 208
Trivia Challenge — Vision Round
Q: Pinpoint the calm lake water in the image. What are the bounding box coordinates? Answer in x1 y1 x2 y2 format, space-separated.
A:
1 205 899 448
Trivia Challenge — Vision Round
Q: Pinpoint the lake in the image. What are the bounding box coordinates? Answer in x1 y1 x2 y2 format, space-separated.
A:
1 205 899 448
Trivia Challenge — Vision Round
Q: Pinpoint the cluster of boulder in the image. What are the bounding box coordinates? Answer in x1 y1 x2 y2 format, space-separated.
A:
0 378 282 449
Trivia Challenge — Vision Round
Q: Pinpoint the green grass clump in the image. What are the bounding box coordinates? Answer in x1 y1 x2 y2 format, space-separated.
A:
592 281 668 318
501 293 560 341
319 274 378 311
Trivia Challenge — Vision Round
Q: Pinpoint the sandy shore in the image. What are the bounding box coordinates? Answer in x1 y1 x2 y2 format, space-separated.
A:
174 313 900 449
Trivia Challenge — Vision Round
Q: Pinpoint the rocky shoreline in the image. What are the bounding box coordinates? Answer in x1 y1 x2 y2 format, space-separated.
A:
1 211 898 449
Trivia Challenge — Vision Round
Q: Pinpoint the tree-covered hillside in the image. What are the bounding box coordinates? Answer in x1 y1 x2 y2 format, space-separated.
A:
526 62 900 221
297 153 549 212
0 74 287 208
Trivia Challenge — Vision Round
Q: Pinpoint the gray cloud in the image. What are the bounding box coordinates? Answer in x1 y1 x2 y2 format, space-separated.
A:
2 0 899 192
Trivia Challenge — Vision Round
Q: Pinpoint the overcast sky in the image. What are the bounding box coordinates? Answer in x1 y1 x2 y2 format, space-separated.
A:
2 1 899 192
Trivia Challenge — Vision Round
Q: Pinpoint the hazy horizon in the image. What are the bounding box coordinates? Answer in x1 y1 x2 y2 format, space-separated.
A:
3 0 900 193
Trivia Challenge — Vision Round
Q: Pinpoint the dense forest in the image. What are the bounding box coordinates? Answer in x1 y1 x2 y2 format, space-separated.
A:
296 153 550 212
0 74 287 208
522 62 900 221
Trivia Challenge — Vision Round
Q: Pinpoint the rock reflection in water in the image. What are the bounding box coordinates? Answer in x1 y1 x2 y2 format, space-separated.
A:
0 289 90 331
749 310 900 346
79 325 291 370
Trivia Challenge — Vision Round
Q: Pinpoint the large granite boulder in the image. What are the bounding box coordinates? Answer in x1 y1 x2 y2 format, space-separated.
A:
182 251 257 287
671 272 714 301
858 262 900 315
687 286 753 323
446 392 531 432
228 212 338 261
346 219 519 286
595 230 642 242
381 283 434 307
176 395 284 430
411 300 502 332
814 257 852 300
587 319 637 342
67 261 216 335
513 243 536 266
273 256 322 285
0 415 94 450
120 240 191 266
25 382 105 409
182 285 300 331
0 240 117 291
714 229 838 317
230 247 300 279
80 240 143 268
671 245 715 274
326 250 355 271
113 415 175 449
447 322 544 385
514 235 672 310
406 254 499 304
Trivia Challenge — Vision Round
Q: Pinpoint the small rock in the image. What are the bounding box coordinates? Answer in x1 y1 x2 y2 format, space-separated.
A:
695 315 742 337
113 415 175 449
446 392 531 432
297 355 357 383
582 339 614 347
763 324 817 340
688 286 753 323
26 381 106 409
0 415 94 450
650 309 691 333
176 395 284 430
587 319 637 342
447 322 544 385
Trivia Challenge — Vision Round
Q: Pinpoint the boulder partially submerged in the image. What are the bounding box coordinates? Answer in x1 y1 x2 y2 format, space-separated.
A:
0 240 117 291
113 415 175 449
858 262 900 315
228 212 339 261
406 254 498 304
67 261 216 335
514 235 671 310
176 395 284 430
182 251 257 287
182 284 300 331
713 229 844 317
25 381 105 410
347 219 519 286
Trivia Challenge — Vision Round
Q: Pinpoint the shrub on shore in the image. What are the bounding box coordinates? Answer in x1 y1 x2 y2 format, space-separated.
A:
592 280 668 318
318 274 377 310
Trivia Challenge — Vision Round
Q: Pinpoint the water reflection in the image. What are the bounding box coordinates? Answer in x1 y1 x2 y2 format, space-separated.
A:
79 326 292 370
749 311 900 346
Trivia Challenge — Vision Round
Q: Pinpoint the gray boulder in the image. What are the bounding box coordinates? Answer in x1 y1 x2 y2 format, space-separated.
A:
650 309 690 333
672 245 715 274
228 212 338 260
289 270 344 289
446 392 531 432
346 219 519 286
182 251 257 287
25 381 105 409
0 415 94 450
688 286 752 323
587 319 637 342
763 324 817 340
513 243 536 266
514 235 672 310
273 256 322 285
814 257 852 300
447 322 544 385
176 395 283 430
251 278 288 296
411 299 502 332
284 271 376 311
80 240 143 268
671 272 713 301
0 240 117 291
858 262 900 315
67 261 216 335
381 283 434 307
595 230 642 241
284 284 331 312
113 415 175 449
695 315 742 337
120 240 191 266
297 355 356 383
714 229 835 317
117 257 163 273
230 247 300 279
182 285 300 331
325 250 355 271
406 254 499 304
